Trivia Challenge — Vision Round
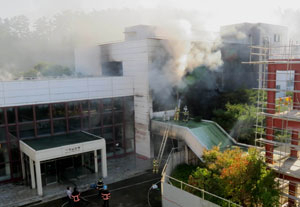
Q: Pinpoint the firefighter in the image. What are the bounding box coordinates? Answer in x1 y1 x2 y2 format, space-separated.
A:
174 107 180 121
101 185 111 207
183 105 189 122
71 187 80 207
96 178 104 197
153 159 159 174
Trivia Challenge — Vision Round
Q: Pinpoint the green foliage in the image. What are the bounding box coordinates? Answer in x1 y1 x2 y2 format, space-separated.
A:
171 164 197 185
187 147 280 207
21 62 73 78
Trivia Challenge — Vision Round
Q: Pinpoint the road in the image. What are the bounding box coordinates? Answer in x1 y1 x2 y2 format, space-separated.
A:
31 170 162 207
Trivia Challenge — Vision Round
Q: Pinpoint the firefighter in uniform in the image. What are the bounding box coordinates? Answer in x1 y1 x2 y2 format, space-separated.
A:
101 185 111 207
96 178 104 197
183 105 189 122
153 159 159 174
71 187 81 207
174 107 180 121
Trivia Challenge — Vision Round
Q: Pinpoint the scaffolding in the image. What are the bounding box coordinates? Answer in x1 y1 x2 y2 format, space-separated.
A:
244 41 300 206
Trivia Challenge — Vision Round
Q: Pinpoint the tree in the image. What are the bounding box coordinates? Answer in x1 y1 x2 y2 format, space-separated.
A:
188 147 280 207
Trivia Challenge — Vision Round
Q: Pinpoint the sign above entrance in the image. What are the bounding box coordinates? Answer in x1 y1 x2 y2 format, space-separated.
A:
64 145 82 155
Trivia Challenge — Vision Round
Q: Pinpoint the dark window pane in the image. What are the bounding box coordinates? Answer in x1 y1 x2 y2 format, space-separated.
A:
115 141 124 155
0 163 11 181
103 99 112 113
102 61 123 76
90 100 100 114
18 106 33 122
81 101 89 114
103 113 112 126
7 108 16 124
0 109 5 125
114 112 123 124
69 118 81 131
125 122 134 140
106 142 114 157
89 128 101 136
10 142 20 161
37 121 51 136
52 103 65 118
124 96 134 123
90 114 101 128
8 125 17 138
36 104 50 120
53 119 66 134
19 123 35 139
115 125 123 142
0 127 6 142
68 102 81 117
103 127 113 142
12 162 22 178
126 139 134 153
114 98 123 111
82 116 89 129
0 143 9 163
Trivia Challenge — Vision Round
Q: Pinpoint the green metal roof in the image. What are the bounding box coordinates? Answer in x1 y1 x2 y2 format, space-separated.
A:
152 118 235 150
22 132 101 151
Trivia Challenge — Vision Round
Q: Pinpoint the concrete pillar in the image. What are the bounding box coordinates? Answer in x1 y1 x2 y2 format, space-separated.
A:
94 150 98 173
101 148 107 177
20 152 25 180
29 158 35 189
288 181 296 207
35 160 43 196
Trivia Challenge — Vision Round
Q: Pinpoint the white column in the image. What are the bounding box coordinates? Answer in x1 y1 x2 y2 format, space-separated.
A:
29 158 36 189
94 150 98 173
20 152 25 179
185 145 189 164
101 147 107 177
35 160 43 196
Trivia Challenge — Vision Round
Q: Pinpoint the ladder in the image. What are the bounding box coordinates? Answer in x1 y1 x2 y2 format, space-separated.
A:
156 124 170 167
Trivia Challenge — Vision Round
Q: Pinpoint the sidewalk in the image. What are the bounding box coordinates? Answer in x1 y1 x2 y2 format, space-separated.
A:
0 154 152 207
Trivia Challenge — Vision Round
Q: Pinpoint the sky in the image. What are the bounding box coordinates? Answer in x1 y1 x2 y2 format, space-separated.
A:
0 0 299 32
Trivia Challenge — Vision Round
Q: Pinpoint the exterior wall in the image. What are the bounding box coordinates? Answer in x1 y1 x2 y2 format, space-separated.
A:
0 77 133 107
162 183 220 207
99 39 153 158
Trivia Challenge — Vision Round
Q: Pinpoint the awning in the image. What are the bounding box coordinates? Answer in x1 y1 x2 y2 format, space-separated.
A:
19 131 107 196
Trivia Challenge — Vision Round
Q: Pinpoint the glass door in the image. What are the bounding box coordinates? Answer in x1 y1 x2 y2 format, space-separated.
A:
45 161 57 185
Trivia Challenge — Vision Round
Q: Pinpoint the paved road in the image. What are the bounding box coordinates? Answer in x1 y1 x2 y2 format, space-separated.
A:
31 170 162 207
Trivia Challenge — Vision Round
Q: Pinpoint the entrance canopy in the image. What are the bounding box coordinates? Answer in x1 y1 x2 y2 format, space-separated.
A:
20 131 107 196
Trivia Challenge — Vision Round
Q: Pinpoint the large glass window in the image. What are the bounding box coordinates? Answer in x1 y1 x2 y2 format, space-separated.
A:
126 139 134 153
69 118 81 131
103 98 112 113
114 98 123 111
115 126 123 143
103 113 112 126
52 103 65 118
90 114 101 128
53 120 66 134
19 123 35 139
106 142 114 157
114 112 123 124
0 127 6 143
36 104 50 120
68 102 81 117
82 116 89 129
8 125 17 138
81 101 89 114
0 109 5 125
37 121 51 136
18 106 33 122
0 144 9 163
10 142 20 162
6 108 16 124
103 127 113 142
0 163 11 181
12 162 22 178
90 100 100 114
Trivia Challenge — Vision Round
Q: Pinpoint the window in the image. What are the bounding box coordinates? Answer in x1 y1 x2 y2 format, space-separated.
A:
126 139 134 153
8 126 17 137
0 127 6 143
103 127 113 142
36 104 50 120
68 102 81 117
6 108 16 124
53 120 66 134
69 118 81 131
10 142 20 162
274 34 281 42
37 121 51 136
113 98 123 111
103 113 112 126
115 126 123 142
90 100 100 114
114 112 123 124
82 116 89 129
18 106 33 123
90 114 101 128
102 61 123 76
103 99 112 113
81 101 89 114
52 103 65 118
19 123 35 139
0 109 5 125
